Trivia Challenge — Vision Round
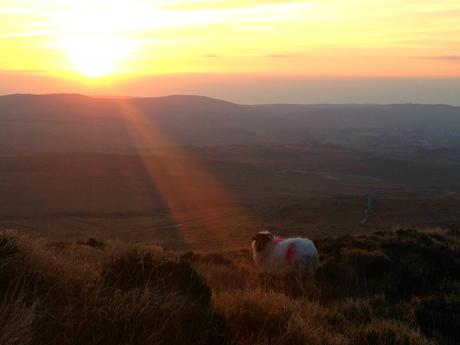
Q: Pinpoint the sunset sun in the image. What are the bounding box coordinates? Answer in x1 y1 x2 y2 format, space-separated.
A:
60 36 132 78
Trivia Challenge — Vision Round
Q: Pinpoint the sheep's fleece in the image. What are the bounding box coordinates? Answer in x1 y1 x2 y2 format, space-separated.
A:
251 231 319 273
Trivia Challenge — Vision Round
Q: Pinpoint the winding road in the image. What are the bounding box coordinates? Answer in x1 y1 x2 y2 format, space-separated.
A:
360 194 374 226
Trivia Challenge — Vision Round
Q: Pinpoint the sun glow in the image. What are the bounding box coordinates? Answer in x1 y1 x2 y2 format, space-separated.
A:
1 1 460 78
59 36 132 78
52 0 146 78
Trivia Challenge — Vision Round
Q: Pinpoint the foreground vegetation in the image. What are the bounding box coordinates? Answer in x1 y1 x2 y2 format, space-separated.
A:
1 228 459 345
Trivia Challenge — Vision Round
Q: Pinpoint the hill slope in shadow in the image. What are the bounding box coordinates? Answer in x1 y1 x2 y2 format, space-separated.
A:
1 228 459 345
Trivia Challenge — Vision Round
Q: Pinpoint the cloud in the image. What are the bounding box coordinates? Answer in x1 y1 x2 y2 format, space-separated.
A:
0 69 46 74
266 54 299 58
421 55 460 61
161 1 303 11
0 7 30 14
201 54 220 58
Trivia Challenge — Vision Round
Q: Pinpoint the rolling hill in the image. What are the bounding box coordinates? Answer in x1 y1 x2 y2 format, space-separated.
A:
1 94 460 248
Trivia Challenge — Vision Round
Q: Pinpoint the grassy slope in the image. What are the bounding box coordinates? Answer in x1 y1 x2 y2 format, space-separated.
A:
2 153 460 250
1 229 459 345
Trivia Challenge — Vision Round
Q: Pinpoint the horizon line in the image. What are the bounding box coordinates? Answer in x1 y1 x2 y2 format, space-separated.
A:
1 92 459 108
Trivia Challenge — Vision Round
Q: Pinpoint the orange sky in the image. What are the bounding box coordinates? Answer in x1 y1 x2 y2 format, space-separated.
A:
1 1 459 103
2 0 460 77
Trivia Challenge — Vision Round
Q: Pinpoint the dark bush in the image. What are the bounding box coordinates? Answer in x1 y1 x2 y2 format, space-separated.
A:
103 249 212 304
180 251 198 263
200 253 235 267
383 241 460 300
33 288 233 345
317 248 392 299
77 238 105 250
0 297 35 345
0 235 33 298
0 234 68 305
347 249 392 278
416 294 460 344
257 269 320 299
0 236 19 258
181 251 235 268
46 241 71 252
352 320 433 345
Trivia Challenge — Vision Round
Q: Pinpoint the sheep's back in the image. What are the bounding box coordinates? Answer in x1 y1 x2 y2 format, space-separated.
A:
268 237 319 272
293 238 319 271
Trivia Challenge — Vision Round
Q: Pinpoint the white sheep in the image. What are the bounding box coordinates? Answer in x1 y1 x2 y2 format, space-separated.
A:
251 231 319 274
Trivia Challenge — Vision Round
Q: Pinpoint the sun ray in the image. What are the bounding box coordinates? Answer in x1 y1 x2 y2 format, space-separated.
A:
114 98 260 250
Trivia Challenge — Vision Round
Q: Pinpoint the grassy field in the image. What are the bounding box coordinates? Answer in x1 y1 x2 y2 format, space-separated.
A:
1 228 459 345
2 153 460 251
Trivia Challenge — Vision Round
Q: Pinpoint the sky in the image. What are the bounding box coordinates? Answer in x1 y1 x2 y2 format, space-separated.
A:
1 0 460 104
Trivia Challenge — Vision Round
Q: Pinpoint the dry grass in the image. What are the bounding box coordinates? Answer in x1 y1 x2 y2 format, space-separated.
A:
1 228 459 345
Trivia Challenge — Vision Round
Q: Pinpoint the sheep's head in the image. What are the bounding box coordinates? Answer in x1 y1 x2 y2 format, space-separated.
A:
251 231 274 252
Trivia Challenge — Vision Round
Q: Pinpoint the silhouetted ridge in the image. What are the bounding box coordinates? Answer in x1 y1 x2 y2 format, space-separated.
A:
1 93 460 154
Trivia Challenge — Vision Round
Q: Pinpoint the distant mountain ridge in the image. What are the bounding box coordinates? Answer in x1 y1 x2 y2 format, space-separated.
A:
1 93 460 154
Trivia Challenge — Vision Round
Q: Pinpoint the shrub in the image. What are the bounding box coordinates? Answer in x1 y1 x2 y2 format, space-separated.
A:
0 297 35 345
0 235 19 257
255 270 320 299
317 248 391 299
181 251 235 267
214 289 297 342
383 240 460 300
0 234 50 301
327 298 374 329
200 253 236 267
215 289 348 345
416 294 460 344
77 238 105 250
102 249 212 304
33 288 232 345
0 235 20 296
196 263 252 292
351 319 434 345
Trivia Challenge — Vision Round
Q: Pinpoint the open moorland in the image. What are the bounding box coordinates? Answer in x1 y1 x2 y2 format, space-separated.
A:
1 228 459 345
1 94 460 250
1 95 460 345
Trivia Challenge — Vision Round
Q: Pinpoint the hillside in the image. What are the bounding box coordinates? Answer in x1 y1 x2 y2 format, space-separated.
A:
1 94 460 153
1 228 459 345
1 94 460 246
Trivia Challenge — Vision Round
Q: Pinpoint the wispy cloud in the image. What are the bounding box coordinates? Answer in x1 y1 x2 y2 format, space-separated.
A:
0 7 30 14
1 0 460 77
266 54 300 58
420 55 460 61
0 30 62 38
201 54 221 58
160 0 307 11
